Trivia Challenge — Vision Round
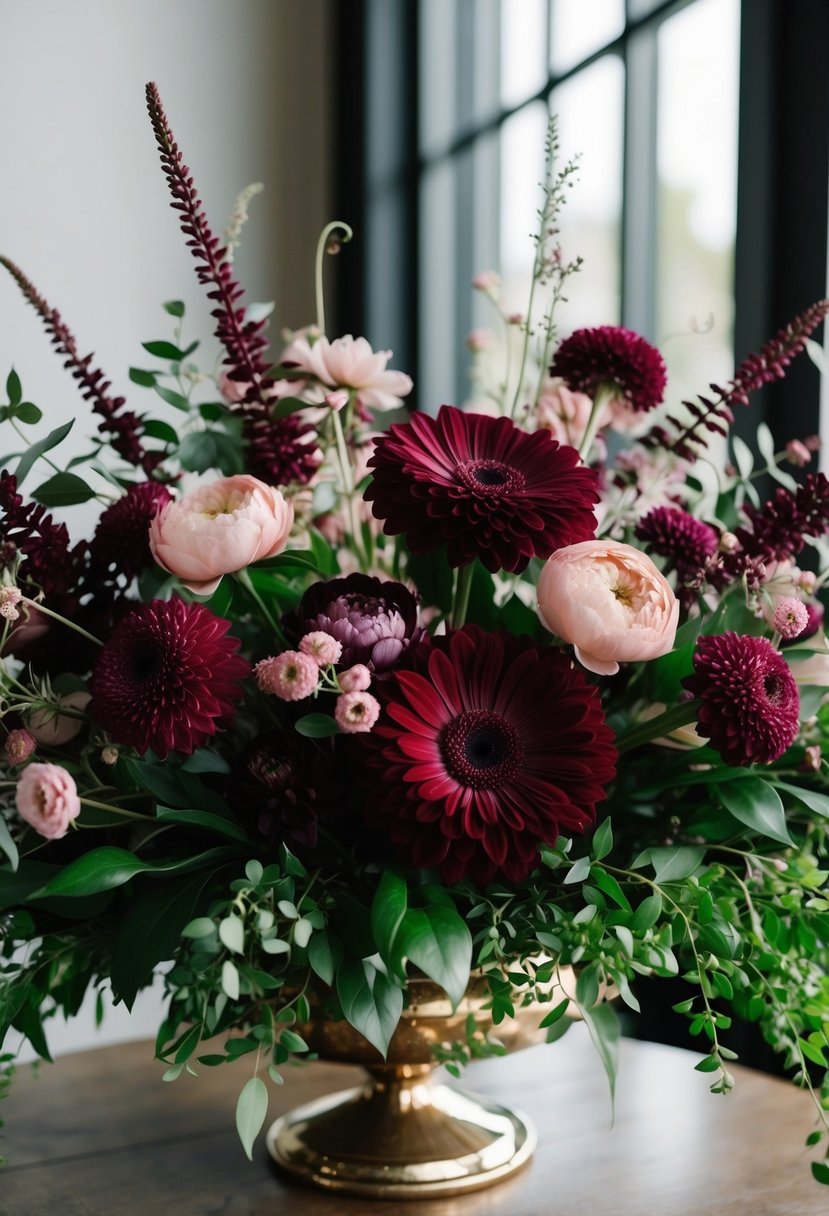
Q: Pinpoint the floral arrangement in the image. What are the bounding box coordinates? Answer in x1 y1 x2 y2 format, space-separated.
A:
1 86 829 1183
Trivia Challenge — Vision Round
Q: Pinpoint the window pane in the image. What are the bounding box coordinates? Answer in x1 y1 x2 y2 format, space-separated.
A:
419 0 458 158
552 55 624 329
655 0 740 410
501 0 547 109
550 0 624 74
419 160 458 410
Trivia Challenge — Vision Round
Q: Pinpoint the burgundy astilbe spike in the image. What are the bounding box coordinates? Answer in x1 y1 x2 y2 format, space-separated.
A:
144 81 319 486
0 257 161 478
644 299 829 460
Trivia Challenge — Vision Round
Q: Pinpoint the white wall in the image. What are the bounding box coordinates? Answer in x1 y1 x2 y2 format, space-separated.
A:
1 0 332 1058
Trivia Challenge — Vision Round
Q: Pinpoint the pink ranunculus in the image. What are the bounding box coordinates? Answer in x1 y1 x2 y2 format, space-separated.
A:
537 539 679 676
280 333 413 413
535 379 609 448
338 664 372 692
15 762 80 840
149 474 294 596
27 691 91 746
334 691 381 733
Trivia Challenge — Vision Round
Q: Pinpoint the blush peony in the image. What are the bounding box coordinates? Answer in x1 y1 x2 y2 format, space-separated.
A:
537 539 679 675
15 762 81 840
149 474 294 595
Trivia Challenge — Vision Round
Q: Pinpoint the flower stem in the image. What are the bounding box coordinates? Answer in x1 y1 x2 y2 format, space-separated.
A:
615 701 700 754
314 220 354 336
577 382 614 462
79 797 154 822
233 569 287 646
451 562 475 631
21 597 102 647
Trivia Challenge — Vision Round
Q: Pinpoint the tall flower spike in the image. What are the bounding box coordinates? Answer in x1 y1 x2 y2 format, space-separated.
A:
144 82 319 486
0 257 160 477
645 299 829 460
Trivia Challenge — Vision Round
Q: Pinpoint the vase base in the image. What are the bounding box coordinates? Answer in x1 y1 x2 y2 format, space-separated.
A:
267 1074 537 1199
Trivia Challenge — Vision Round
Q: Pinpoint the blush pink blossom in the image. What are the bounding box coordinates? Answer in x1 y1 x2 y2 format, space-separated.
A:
299 631 343 667
255 651 319 700
149 474 294 596
771 596 809 639
537 539 679 676
465 328 493 353
338 664 372 692
324 390 349 412
5 729 36 765
15 762 80 840
471 270 500 295
335 690 380 733
28 691 91 746
0 586 22 620
535 379 608 448
280 333 413 413
785 439 812 467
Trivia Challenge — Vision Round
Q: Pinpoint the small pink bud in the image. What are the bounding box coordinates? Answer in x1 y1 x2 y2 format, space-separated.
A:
255 651 319 701
771 596 809 639
465 328 493 353
299 631 343 667
506 312 524 326
338 663 372 692
803 744 822 773
798 570 817 595
785 439 812 467
471 270 500 294
719 531 739 552
324 390 349 412
335 691 381 733
0 586 22 621
5 729 36 765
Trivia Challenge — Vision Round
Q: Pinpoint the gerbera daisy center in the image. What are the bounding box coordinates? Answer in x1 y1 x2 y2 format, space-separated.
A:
439 709 523 789
457 459 524 495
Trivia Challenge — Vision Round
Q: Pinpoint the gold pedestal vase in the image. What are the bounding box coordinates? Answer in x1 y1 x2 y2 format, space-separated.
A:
267 969 581 1199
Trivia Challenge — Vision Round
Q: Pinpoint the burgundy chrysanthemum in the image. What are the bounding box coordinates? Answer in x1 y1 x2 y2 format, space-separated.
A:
242 412 322 487
550 325 667 413
365 405 599 573
355 626 617 884
635 506 719 607
285 573 424 672
89 482 173 582
683 632 799 766
239 732 341 852
89 598 249 758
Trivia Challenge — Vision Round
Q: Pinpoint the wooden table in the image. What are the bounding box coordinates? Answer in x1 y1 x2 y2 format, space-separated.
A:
1 1024 824 1215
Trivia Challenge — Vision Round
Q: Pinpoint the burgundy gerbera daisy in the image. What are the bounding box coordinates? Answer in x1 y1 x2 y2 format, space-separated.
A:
89 598 249 758
355 626 617 884
550 325 667 413
683 632 799 766
89 481 173 582
365 405 599 573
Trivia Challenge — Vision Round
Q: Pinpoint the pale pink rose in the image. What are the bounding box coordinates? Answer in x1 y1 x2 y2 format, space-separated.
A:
5 729 36 765
27 691 91 746
335 691 380 733
535 380 608 449
338 664 372 692
255 652 319 700
149 474 294 596
280 334 413 413
15 762 80 840
299 631 343 667
537 540 679 676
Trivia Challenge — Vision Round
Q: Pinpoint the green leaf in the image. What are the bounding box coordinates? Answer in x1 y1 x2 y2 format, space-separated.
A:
775 781 829 818
129 367 158 387
270 396 315 420
370 871 408 976
13 402 42 425
295 713 340 738
279 1029 308 1053
308 933 337 985
14 420 74 487
591 819 613 861
163 300 186 317
538 998 570 1029
6 368 22 406
336 959 404 1057
142 339 198 361
636 846 706 883
631 892 663 932
222 960 240 1000
141 418 179 444
154 383 192 413
0 818 19 872
155 806 248 843
111 871 213 1007
811 1162 829 1185
32 471 97 507
694 1053 720 1073
581 1001 621 1109
30 845 240 898
563 855 591 885
236 1076 268 1161
589 868 631 912
219 915 245 955
396 904 472 1009
718 778 794 846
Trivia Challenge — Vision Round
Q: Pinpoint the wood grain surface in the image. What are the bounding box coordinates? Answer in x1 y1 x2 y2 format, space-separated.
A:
0 1023 824 1215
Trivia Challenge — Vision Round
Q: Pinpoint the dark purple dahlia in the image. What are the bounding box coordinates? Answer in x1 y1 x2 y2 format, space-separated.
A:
683 632 799 766
89 598 249 758
89 481 173 582
365 405 598 573
354 626 617 885
551 325 667 413
285 573 423 672
635 506 719 607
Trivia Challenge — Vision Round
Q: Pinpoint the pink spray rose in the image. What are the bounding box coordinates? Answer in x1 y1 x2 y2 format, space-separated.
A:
280 333 413 413
537 539 679 676
15 762 81 840
149 474 294 596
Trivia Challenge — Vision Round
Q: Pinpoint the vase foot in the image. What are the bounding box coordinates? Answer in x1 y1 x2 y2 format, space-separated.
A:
267 1069 536 1199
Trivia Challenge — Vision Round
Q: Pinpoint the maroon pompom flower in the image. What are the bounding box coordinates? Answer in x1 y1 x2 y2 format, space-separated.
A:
356 626 617 884
550 325 667 413
89 481 173 582
285 573 424 672
89 598 249 758
683 632 799 766
635 506 719 607
365 405 598 573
